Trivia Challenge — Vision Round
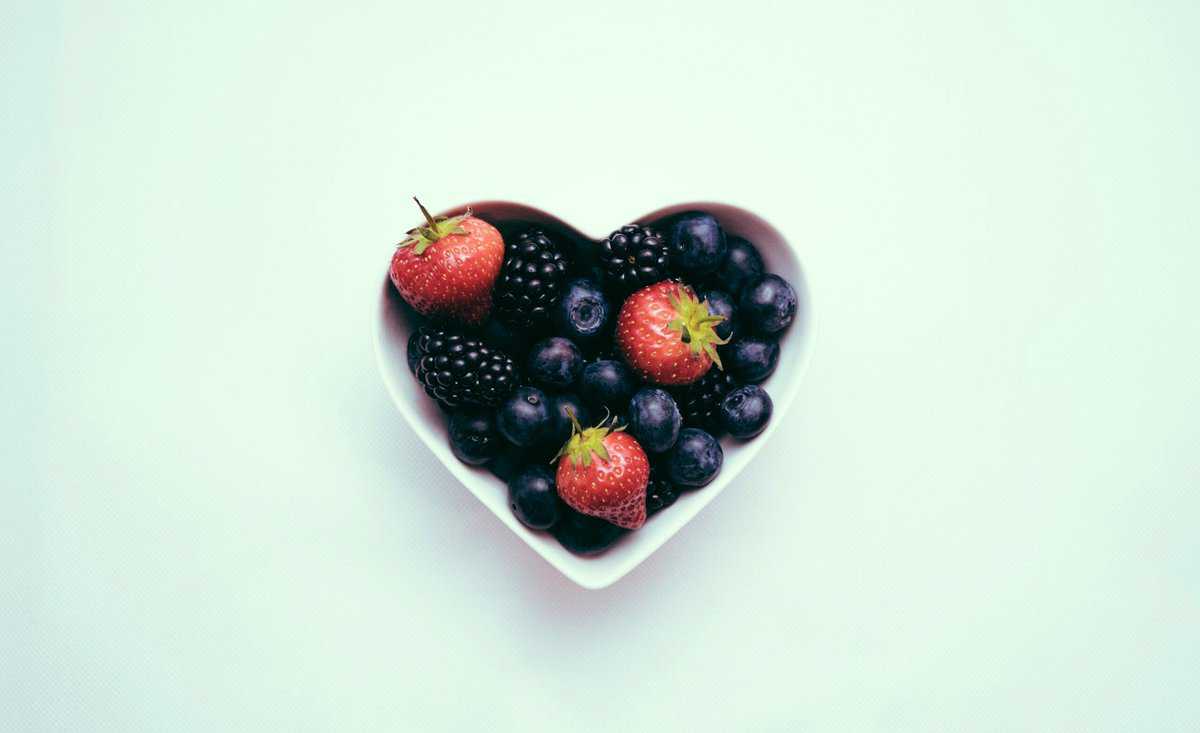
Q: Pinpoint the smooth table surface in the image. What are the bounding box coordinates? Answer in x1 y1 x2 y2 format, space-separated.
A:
5 1 1199 731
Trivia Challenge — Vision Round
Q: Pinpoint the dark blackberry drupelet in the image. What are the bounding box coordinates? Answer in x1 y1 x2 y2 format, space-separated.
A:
599 224 669 292
676 369 739 432
413 327 519 409
494 229 569 330
645 470 679 516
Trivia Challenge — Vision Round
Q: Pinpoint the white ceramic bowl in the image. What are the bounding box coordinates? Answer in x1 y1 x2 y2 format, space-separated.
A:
374 201 813 588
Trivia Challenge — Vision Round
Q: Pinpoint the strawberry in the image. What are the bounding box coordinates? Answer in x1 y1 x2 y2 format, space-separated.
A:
555 414 650 530
615 281 730 386
389 198 504 325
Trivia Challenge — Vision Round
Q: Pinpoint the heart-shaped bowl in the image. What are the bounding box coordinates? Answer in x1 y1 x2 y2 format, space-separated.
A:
374 201 814 589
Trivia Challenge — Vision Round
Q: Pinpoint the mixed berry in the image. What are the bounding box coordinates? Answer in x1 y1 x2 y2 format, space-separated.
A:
389 199 799 556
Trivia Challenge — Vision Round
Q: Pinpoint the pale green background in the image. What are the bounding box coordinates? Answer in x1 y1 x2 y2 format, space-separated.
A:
4 1 1198 731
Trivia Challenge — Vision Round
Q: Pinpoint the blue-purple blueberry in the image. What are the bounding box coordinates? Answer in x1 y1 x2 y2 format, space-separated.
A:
553 278 611 349
716 236 764 294
627 388 682 453
727 336 780 383
667 211 727 278
497 386 554 447
448 407 502 466
739 274 797 335
508 465 561 530
718 385 773 439
527 336 583 391
667 428 723 488
579 359 637 412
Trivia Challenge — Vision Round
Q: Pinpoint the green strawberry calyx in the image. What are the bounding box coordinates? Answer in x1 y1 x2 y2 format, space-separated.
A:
666 285 731 369
397 197 471 255
554 410 623 468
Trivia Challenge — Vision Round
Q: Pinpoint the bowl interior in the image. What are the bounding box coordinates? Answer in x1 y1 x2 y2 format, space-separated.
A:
374 201 813 588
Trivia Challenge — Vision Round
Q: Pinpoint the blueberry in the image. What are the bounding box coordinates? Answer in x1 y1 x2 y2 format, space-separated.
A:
718 385 773 439
487 443 528 482
549 392 590 447
553 278 612 349
527 336 583 391
551 506 627 556
507 465 561 530
627 388 682 453
727 336 780 383
716 236 765 294
497 386 554 447
579 359 637 412
699 288 737 340
667 428 723 488
739 274 798 335
447 407 502 466
667 211 727 278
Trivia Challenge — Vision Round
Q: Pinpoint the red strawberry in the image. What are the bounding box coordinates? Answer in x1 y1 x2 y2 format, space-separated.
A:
389 198 504 325
555 414 650 530
616 281 730 386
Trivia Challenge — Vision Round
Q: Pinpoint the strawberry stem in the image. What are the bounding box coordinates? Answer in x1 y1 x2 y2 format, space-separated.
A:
664 285 731 368
414 197 437 229
554 413 617 468
565 406 584 434
397 197 472 256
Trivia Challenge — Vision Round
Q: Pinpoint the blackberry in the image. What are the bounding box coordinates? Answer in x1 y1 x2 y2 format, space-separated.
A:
494 229 568 330
676 369 739 432
413 327 519 409
406 329 424 374
599 224 668 292
646 470 679 516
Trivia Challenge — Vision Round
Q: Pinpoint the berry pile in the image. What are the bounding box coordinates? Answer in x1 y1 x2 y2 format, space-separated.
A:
389 201 799 556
